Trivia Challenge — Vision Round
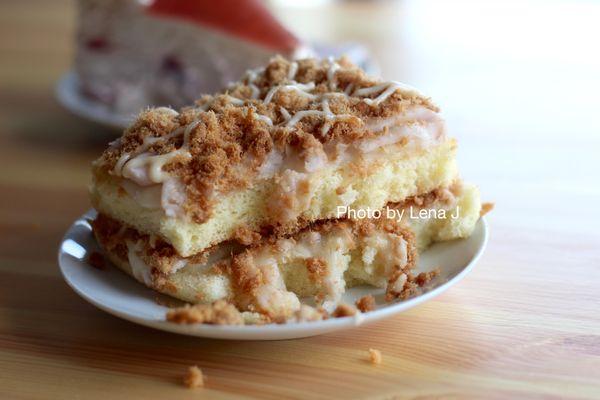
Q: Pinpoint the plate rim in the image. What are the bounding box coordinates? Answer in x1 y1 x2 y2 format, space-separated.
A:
55 72 134 130
58 210 488 339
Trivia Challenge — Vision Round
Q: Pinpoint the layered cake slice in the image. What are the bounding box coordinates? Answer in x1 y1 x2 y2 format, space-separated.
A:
92 212 417 319
92 181 480 321
90 56 483 324
91 57 458 258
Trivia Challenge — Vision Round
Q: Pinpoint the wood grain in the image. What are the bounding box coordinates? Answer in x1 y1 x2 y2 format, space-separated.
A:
1 0 599 398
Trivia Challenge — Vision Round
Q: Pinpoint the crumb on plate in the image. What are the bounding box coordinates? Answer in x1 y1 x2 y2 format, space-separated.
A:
332 303 358 318
355 295 376 313
480 202 495 217
166 300 244 325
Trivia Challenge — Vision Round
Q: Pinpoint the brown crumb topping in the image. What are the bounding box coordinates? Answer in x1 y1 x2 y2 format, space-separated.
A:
232 225 262 246
166 300 244 325
305 257 328 284
183 366 204 389
93 56 438 224
355 295 376 313
368 349 382 365
385 268 440 302
415 269 440 286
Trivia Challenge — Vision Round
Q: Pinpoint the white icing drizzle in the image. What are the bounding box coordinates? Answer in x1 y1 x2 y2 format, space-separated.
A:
263 82 317 104
110 58 434 218
190 59 424 137
285 98 355 135
244 66 264 83
181 59 422 138
344 83 354 95
279 106 291 122
108 137 122 149
225 95 245 106
246 107 273 126
320 100 333 136
248 83 260 99
117 120 198 185
285 110 324 128
126 241 153 286
326 57 340 90
113 132 173 175
354 81 422 106
254 113 274 126
287 61 298 80
153 106 179 116
113 152 131 175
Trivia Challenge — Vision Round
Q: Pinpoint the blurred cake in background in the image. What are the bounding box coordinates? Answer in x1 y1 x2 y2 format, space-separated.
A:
75 0 311 114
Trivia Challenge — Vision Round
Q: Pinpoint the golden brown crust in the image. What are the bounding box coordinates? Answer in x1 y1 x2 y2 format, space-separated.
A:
94 57 438 224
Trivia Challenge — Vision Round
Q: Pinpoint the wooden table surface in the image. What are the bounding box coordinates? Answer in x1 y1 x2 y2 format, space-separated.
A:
1 0 599 398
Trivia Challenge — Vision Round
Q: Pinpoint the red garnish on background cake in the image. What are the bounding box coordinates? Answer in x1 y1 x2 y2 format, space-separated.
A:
147 0 300 51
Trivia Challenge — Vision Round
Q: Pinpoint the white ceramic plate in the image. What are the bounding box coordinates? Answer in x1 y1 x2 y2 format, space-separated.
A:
58 210 487 340
55 72 135 130
55 44 379 131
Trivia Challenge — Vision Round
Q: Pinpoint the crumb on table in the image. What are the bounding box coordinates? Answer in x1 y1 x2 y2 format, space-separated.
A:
368 348 382 365
183 365 204 389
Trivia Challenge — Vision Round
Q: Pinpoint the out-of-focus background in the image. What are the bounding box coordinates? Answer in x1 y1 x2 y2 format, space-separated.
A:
1 0 599 398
